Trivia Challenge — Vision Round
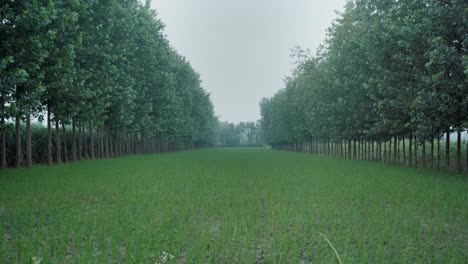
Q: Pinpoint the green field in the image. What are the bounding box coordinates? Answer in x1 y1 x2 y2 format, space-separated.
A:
1 148 467 263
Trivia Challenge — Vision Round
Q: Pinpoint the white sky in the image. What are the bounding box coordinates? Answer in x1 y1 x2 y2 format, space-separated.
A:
151 0 347 123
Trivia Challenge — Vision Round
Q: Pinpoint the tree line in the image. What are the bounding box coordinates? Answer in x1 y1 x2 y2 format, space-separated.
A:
260 0 467 173
218 121 262 147
1 0 218 168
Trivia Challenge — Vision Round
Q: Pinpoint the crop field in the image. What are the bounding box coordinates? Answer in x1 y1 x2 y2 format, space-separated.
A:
0 148 467 263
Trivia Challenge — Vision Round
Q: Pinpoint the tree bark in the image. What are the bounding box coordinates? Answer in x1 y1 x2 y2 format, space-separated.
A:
402 135 406 165
437 136 440 169
409 133 413 167
367 141 370 160
422 140 426 168
456 130 461 174
78 123 82 160
396 136 400 164
26 114 32 167
348 140 351 159
72 120 76 162
384 140 387 163
388 137 392 164
114 134 118 157
353 140 357 160
55 119 61 164
100 127 104 158
414 135 418 168
47 107 52 165
105 129 109 158
1 102 5 169
445 130 450 169
358 139 361 160
90 125 94 160
340 139 343 158
430 137 434 169
62 122 68 163
363 140 366 160
109 133 113 158
83 126 89 159
377 140 382 161
96 127 101 159
15 113 21 168
357 139 361 160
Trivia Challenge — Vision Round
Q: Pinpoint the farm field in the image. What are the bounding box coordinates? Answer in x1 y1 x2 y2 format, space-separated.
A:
0 148 467 263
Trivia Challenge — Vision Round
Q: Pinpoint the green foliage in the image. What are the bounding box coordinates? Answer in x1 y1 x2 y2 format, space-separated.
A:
0 0 218 167
260 0 468 172
218 121 262 147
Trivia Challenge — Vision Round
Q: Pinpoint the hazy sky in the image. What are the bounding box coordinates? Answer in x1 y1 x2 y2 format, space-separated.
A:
151 0 346 123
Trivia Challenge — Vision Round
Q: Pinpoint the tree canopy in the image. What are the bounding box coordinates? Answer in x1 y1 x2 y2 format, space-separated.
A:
0 0 218 168
260 0 467 173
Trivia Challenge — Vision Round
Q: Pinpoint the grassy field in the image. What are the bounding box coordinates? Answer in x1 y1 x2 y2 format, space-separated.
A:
0 148 467 263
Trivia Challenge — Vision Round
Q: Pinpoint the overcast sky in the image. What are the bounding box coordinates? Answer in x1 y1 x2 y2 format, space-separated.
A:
151 0 346 123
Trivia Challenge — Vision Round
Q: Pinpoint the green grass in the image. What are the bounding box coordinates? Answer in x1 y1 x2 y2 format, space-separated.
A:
0 148 467 263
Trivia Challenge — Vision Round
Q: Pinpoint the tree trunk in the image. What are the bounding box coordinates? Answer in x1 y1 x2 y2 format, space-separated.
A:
357 139 361 160
1 103 5 169
15 113 21 168
409 133 413 167
62 123 68 163
377 140 382 161
393 136 397 164
83 126 88 159
456 130 461 174
114 134 118 157
141 133 145 154
26 114 32 167
396 136 400 164
388 137 392 164
353 140 357 160
445 130 450 169
110 134 114 158
90 125 94 160
340 139 343 158
55 119 61 164
384 140 387 163
118 133 122 156
99 127 103 158
72 120 76 161
414 136 418 168
402 135 406 165
96 127 101 159
47 107 52 165
78 123 82 160
430 137 434 169
348 140 351 159
105 130 109 158
367 140 370 160
100 127 105 158
362 139 367 160
437 136 440 169
361 139 364 160
422 140 426 168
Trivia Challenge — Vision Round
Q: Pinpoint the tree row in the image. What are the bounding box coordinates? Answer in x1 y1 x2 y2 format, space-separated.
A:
1 0 218 168
260 0 467 173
